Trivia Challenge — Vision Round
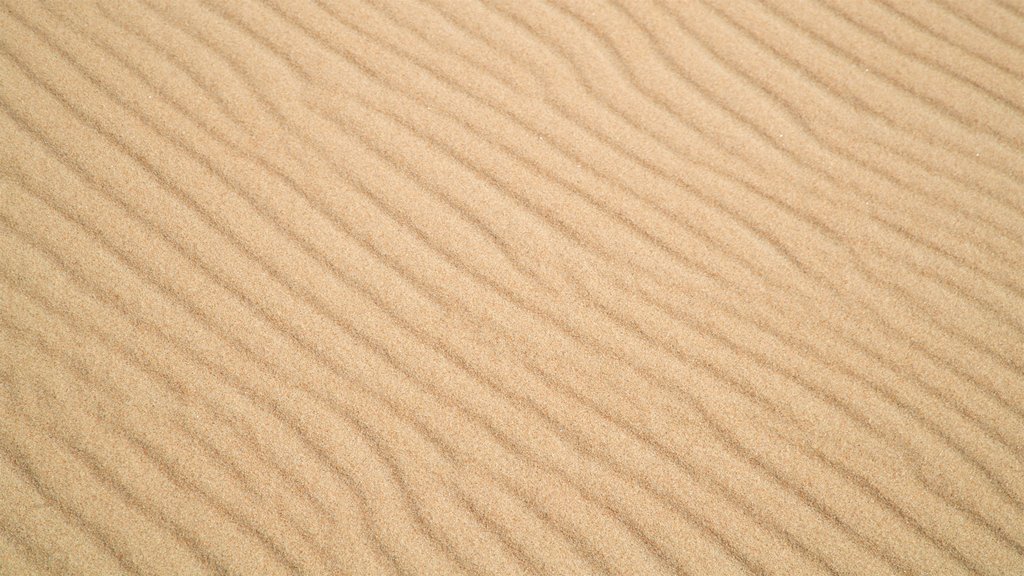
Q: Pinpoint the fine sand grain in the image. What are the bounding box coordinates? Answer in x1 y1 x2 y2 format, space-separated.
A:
2 0 1024 574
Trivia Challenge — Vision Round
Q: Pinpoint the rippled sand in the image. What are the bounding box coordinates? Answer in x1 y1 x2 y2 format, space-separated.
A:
2 0 1023 574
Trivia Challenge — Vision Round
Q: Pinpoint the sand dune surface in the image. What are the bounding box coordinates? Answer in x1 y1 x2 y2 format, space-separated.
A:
2 0 1024 574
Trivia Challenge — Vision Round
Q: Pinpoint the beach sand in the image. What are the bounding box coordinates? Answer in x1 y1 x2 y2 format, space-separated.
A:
1 0 1023 574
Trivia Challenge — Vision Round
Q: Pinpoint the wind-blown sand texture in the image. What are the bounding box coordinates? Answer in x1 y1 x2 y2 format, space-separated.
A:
1 0 1024 574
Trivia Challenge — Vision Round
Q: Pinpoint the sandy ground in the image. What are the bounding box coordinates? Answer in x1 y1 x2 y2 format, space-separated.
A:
1 0 1023 574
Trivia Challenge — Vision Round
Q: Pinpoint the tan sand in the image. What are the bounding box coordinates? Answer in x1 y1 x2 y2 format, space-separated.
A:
1 0 1023 574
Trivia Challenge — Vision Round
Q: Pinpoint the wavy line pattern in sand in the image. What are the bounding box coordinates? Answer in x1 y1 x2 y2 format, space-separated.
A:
1 0 1023 574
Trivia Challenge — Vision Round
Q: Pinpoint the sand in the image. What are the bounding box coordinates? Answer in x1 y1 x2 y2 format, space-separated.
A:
1 0 1023 574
